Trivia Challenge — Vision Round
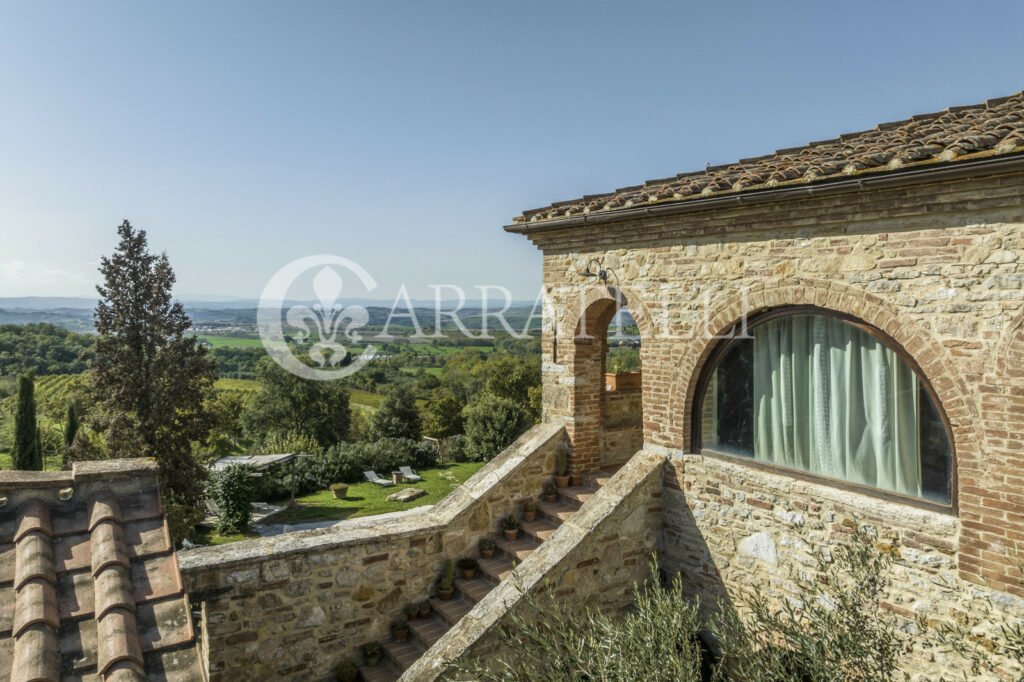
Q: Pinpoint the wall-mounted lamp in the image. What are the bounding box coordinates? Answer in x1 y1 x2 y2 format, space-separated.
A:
578 258 611 284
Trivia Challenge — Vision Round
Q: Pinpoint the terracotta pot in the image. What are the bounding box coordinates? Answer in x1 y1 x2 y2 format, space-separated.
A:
330 484 348 500
545 493 557 502
365 655 380 667
554 475 571 488
437 586 454 600
605 371 641 391
461 568 476 580
392 627 408 642
419 605 430 618
504 529 518 541
523 511 535 522
480 548 495 559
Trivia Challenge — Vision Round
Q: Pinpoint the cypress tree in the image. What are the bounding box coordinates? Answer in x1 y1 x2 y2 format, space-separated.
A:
13 374 39 470
90 220 217 538
63 403 79 469
34 426 43 470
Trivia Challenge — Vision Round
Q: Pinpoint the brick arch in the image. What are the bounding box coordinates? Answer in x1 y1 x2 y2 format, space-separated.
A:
558 284 656 341
992 311 1024 382
553 285 655 475
675 278 979 454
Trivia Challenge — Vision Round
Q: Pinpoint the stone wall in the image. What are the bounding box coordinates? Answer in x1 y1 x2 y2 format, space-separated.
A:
516 170 1024 676
400 449 664 681
602 387 642 465
178 424 565 681
662 454 1023 679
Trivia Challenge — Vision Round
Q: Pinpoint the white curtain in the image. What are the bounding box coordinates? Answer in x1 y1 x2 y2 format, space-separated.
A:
752 315 921 497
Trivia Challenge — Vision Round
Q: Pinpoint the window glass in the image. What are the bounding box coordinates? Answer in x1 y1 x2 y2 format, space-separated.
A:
699 314 952 503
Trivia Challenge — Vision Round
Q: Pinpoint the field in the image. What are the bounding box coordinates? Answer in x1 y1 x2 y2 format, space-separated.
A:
214 377 260 394
199 335 264 348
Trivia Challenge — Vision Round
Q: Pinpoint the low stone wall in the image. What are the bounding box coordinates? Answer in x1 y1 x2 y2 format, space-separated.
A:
661 453 1024 680
602 387 643 465
401 449 664 681
178 424 566 681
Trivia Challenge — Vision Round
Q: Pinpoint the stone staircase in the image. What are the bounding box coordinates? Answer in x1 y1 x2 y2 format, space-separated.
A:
357 467 619 682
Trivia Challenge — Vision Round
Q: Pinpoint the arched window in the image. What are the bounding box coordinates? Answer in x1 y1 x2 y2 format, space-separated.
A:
695 308 953 506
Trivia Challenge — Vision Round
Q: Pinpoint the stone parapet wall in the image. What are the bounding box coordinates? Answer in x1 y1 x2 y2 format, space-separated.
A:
661 453 1024 679
178 424 566 681
401 449 664 681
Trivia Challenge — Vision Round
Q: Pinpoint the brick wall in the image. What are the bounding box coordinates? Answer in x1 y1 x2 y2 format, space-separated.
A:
523 171 1024 670
602 387 643 465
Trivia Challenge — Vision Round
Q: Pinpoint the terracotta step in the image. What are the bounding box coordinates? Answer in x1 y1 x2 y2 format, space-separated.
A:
478 555 515 582
521 518 559 543
382 636 424 671
408 615 449 648
536 499 578 524
430 596 474 627
494 536 538 562
559 486 599 506
358 659 401 682
455 576 495 603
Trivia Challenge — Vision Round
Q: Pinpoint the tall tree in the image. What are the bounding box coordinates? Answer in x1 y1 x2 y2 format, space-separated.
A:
370 385 422 441
13 373 40 470
63 403 79 469
90 220 217 534
241 358 351 448
423 390 464 439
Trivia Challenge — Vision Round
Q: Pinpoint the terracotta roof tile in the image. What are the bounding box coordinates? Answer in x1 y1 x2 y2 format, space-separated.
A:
90 521 129 577
0 461 202 681
96 608 144 675
12 579 58 637
15 532 55 590
516 90 1024 223
11 625 59 682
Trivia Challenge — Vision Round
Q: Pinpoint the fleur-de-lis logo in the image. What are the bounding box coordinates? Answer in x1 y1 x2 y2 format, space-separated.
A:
286 267 368 367
258 255 378 380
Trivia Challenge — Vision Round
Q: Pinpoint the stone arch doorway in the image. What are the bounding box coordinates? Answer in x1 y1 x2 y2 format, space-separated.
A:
559 286 650 476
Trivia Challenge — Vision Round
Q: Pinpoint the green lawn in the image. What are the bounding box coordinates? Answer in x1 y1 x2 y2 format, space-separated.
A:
214 377 260 393
273 461 484 524
195 461 485 545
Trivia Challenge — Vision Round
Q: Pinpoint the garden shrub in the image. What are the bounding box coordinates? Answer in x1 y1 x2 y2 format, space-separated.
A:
254 438 439 500
449 528 1009 681
462 392 529 461
209 464 255 534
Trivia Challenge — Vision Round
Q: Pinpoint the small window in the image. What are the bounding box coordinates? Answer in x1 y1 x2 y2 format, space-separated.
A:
697 311 952 504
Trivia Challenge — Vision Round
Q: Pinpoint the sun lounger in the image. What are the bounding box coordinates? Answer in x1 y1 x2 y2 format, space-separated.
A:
364 470 394 487
399 466 423 482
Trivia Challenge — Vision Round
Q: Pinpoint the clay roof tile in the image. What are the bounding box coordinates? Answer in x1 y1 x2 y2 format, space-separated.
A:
517 90 1024 223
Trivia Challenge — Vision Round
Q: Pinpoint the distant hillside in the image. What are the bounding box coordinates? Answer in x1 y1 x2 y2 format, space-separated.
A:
0 323 95 376
0 308 94 333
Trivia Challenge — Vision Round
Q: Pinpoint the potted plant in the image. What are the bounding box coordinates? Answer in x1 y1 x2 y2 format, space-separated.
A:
436 559 455 599
502 515 521 541
418 600 431 618
336 660 358 682
329 483 349 500
479 537 495 559
458 557 479 579
554 447 571 488
523 499 536 522
543 482 557 502
391 619 409 642
363 642 382 667
404 602 419 620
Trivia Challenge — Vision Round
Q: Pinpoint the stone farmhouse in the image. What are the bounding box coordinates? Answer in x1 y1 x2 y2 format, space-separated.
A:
2 90 1024 681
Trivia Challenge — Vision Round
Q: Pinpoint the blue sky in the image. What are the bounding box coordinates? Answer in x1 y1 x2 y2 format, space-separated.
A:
1 1 1022 301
